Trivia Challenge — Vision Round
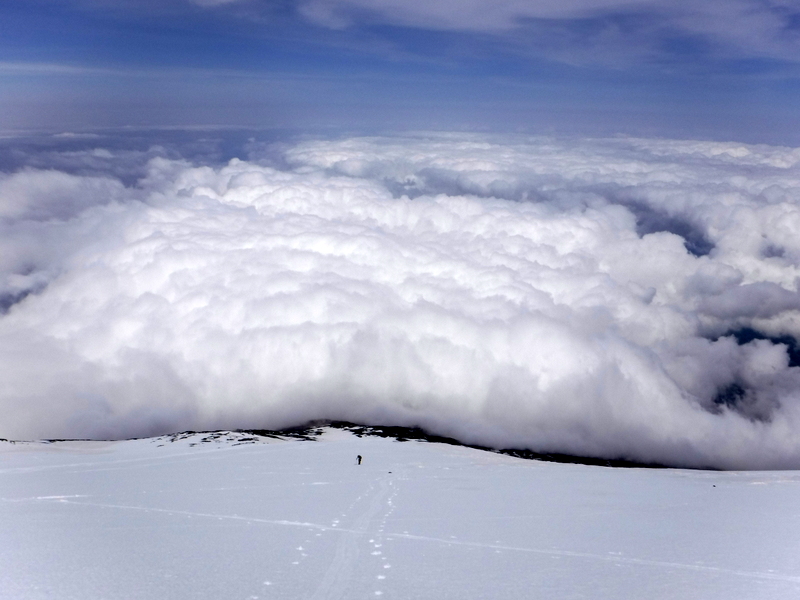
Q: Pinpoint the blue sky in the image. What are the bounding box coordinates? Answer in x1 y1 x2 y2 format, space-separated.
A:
2 0 800 142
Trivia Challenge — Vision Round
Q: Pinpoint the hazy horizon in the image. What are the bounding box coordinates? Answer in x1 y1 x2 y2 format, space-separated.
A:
2 0 800 144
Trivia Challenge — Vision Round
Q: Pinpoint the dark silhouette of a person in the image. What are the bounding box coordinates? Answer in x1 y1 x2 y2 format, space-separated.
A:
357 455 362 465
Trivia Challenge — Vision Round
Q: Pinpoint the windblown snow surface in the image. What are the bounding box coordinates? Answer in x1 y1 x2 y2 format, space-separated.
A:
2 132 800 469
2 429 800 600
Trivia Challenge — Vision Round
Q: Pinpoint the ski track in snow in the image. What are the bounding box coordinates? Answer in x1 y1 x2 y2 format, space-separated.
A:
5 474 799 588
308 474 395 599
387 532 800 584
3 496 361 534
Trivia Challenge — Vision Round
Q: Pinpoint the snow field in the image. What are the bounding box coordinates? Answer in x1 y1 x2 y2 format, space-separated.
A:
1 429 799 599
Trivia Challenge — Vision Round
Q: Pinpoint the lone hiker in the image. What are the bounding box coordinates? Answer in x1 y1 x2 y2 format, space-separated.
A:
357 455 362 465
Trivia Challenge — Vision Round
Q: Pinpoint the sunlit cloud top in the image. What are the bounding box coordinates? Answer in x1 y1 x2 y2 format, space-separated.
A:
2 131 800 469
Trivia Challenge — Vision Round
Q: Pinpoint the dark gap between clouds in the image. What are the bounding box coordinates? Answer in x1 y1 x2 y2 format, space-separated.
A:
707 328 800 421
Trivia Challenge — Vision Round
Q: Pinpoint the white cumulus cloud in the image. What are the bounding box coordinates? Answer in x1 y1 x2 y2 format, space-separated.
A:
2 132 800 469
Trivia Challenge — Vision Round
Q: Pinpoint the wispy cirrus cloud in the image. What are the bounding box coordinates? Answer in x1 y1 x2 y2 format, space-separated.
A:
296 0 800 63
23 0 800 64
0 62 119 76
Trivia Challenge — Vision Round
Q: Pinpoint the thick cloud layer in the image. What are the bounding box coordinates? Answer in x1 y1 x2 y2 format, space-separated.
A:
2 132 800 468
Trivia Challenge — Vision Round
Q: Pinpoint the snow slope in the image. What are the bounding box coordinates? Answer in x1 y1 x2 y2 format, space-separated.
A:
2 428 799 599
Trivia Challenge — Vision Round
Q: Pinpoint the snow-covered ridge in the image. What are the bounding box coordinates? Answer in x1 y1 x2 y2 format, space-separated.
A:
4 422 677 468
